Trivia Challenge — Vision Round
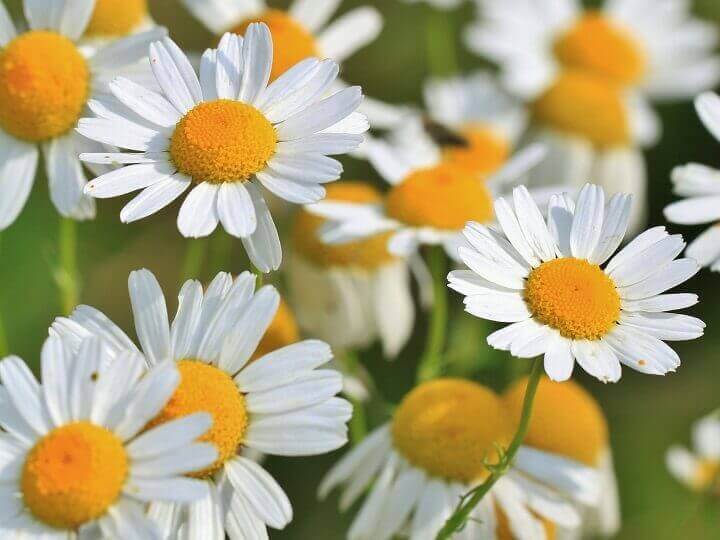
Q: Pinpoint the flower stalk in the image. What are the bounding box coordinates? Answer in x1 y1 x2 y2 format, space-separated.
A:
57 217 80 315
417 246 448 382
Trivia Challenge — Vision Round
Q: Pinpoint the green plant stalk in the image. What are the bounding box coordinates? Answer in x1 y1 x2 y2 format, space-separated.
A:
57 218 80 315
417 247 448 382
344 351 368 445
425 5 458 77
0 233 7 357
435 357 544 540
180 239 208 285
209 232 232 275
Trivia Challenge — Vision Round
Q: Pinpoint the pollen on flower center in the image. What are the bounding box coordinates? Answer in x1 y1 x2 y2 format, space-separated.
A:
21 422 128 530
391 379 512 483
441 126 510 178
524 257 621 341
170 100 277 184
232 9 318 82
84 0 148 37
293 182 398 269
0 31 90 142
554 11 646 85
385 164 495 230
148 360 248 477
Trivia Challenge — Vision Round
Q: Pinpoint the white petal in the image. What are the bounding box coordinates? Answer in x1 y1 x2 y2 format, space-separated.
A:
241 183 282 272
246 370 342 415
619 312 705 341
664 195 720 225
695 92 720 143
85 162 175 198
589 193 632 265
215 32 243 100
0 356 49 436
150 38 202 114
276 87 363 141
618 259 700 300
238 23 273 104
604 325 682 375
178 183 221 238
609 234 686 287
77 117 167 152
121 174 191 223
44 135 86 217
0 132 37 230
170 280 204 360
126 476 210 504
110 77 182 129
544 333 575 381
317 7 382 62
570 184 605 259
605 226 669 275
0 3 15 46
256 171 326 204
217 182 257 237
129 269 171 365
290 0 341 32
130 443 217 478
571 340 622 383
90 28 168 71
127 413 213 460
622 293 699 313
513 185 557 262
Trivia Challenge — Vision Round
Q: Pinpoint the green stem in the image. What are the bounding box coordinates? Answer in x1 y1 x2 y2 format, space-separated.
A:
209 232 232 275
344 351 368 445
253 267 264 287
57 218 79 315
435 357 544 540
180 239 208 284
425 5 458 77
417 247 448 383
0 233 7 357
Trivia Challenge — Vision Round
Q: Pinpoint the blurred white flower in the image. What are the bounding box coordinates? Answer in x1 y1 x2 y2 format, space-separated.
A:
667 412 720 494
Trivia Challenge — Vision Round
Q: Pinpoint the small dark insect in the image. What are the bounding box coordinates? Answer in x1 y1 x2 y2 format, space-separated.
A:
423 118 470 149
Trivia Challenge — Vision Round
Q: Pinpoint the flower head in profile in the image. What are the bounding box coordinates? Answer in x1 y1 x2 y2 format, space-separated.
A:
320 378 599 539
449 183 704 382
78 24 366 272
667 412 720 496
0 337 216 537
51 268 351 538
0 0 166 230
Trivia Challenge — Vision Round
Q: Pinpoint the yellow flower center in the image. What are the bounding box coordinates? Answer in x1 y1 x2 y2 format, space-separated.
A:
554 11 645 86
441 127 510 178
391 379 512 483
232 9 319 82
148 360 248 477
385 164 495 231
0 31 90 142
21 422 128 530
252 299 300 360
293 181 398 269
503 377 608 467
170 99 276 184
532 70 630 147
693 460 720 493
524 257 621 341
84 0 148 38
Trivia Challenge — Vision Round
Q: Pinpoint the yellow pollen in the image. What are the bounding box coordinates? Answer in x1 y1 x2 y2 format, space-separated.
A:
231 9 319 82
0 31 90 142
170 99 276 184
148 360 248 477
503 377 608 467
293 181 398 269
554 11 646 86
441 126 510 178
524 257 621 341
391 379 512 483
532 70 630 148
385 164 495 230
252 298 300 360
21 422 128 530
84 0 148 38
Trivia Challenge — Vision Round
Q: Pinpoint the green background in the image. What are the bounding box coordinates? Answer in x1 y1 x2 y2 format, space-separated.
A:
2 0 720 537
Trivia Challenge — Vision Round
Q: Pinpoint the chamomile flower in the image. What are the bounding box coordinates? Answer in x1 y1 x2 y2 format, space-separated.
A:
0 0 166 230
0 336 217 537
664 92 720 272
51 268 352 538
667 412 720 495
82 0 154 43
308 119 548 262
449 183 705 383
320 378 599 539
290 181 415 358
504 377 620 537
77 24 366 272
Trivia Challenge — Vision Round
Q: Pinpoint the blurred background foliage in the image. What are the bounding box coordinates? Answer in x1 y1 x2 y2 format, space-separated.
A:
3 0 720 537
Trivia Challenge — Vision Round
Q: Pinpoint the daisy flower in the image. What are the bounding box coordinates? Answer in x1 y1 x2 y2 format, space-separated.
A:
664 92 720 272
290 181 416 358
0 336 217 537
504 377 621 537
667 412 720 495
0 0 166 230
449 183 705 383
82 0 155 43
320 378 600 539
77 25 366 272
51 268 352 538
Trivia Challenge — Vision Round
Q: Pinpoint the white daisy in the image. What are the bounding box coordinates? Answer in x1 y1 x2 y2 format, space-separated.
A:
0 0 166 230
77 24 366 272
449 183 705 383
667 411 720 495
664 92 720 272
289 181 416 359
319 378 600 539
51 268 352 538
0 336 216 538
308 117 549 262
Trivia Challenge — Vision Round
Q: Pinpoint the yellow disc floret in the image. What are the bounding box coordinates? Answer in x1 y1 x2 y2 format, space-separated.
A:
170 99 277 184
0 31 90 142
385 164 495 230
232 9 319 82
84 0 148 38
554 11 646 86
532 70 630 147
442 127 510 178
252 298 300 360
21 422 128 530
148 360 248 477
524 257 621 340
392 379 512 483
293 181 398 269
503 377 608 467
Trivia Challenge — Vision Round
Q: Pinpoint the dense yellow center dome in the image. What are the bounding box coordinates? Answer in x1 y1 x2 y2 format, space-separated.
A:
84 0 148 38
441 126 510 178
